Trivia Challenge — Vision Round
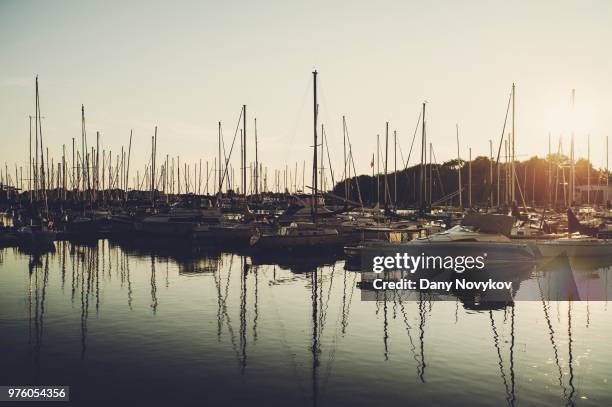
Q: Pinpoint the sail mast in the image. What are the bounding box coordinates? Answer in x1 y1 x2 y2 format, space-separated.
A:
254 117 258 196
384 122 388 209
126 130 132 202
312 70 318 221
456 124 462 209
394 130 397 207
587 134 590 204
419 102 426 209
511 83 516 203
28 115 32 202
343 116 347 201
243 105 247 198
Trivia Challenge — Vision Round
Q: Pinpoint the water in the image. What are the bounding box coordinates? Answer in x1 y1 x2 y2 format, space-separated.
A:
0 240 611 406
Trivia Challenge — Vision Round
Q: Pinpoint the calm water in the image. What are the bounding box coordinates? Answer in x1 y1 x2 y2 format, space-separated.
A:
0 240 611 406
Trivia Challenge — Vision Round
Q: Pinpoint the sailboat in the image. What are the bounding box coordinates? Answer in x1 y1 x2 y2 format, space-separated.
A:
18 76 58 248
249 71 346 251
141 198 221 238
16 223 56 247
535 208 612 257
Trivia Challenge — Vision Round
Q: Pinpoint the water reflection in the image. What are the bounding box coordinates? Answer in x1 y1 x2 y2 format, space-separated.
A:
27 250 49 379
0 241 611 406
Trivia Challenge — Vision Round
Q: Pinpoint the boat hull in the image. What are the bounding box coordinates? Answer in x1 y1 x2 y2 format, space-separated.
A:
250 232 344 250
377 241 537 263
140 218 196 238
536 240 612 257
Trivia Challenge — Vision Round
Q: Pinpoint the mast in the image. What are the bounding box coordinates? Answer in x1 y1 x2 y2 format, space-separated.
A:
240 129 243 194
563 134 576 206
29 115 32 202
394 130 397 207
511 83 516 203
456 124 462 209
254 117 258 196
126 130 132 202
489 140 493 207
505 139 509 204
218 122 221 194
243 105 247 198
547 133 551 208
607 135 609 204
587 134 590 205
468 147 472 208
312 70 318 221
72 138 75 194
63 144 67 200
151 126 157 207
384 122 388 209
81 105 87 201
320 123 324 192
429 142 432 208
35 76 49 215
376 134 380 207
96 131 100 201
343 116 347 201
570 89 576 206
34 95 39 199
419 102 426 209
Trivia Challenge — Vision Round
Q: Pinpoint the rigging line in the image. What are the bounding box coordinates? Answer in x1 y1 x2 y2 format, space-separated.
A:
320 265 336 336
218 256 241 365
265 270 308 398
343 120 363 206
398 299 419 364
509 305 516 407
566 302 576 407
323 126 336 187
511 164 529 211
219 107 244 193
486 88 513 209
430 145 446 196
218 124 230 190
284 77 312 164
403 110 422 171
418 295 427 382
396 132 406 172
320 268 352 396
537 278 568 400
489 310 512 405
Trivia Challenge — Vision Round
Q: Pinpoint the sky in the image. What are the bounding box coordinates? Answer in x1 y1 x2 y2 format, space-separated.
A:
1 0 611 189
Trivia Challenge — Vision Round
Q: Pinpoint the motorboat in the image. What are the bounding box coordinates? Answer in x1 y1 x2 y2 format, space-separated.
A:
368 213 538 263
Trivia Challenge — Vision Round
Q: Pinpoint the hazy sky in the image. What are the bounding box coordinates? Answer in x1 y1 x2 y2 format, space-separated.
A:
1 0 611 187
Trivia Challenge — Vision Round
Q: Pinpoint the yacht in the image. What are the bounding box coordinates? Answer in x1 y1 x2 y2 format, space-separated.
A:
373 214 538 263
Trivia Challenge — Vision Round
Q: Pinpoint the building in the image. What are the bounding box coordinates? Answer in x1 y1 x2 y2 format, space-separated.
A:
574 184 612 205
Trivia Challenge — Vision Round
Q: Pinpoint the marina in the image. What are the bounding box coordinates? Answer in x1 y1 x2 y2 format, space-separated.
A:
0 73 610 260
2 1 612 405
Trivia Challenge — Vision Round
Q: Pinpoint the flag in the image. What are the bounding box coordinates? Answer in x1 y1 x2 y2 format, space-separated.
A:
370 154 374 168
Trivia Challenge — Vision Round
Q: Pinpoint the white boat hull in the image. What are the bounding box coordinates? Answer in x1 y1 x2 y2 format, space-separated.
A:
536 239 612 257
